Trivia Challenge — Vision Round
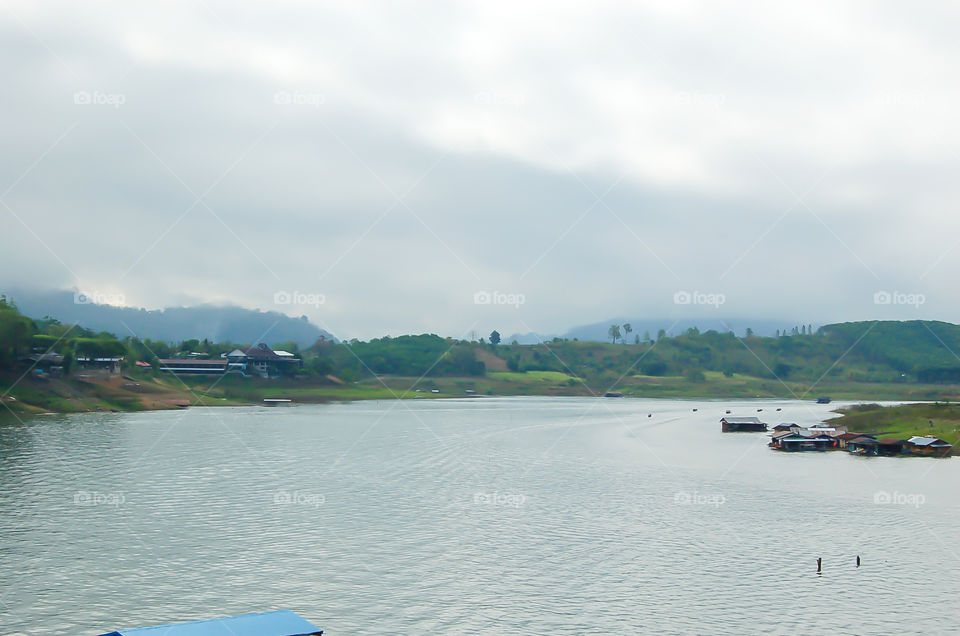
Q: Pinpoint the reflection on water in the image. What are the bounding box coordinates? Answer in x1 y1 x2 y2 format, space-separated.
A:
1 398 957 635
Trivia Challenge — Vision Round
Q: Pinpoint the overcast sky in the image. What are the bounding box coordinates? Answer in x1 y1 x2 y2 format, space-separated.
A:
2 1 958 339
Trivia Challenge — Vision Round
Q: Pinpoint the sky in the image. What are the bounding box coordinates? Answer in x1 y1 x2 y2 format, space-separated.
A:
2 1 959 340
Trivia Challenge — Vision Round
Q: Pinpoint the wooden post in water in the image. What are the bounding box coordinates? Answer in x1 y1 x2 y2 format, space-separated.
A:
817 557 822 573
856 555 860 568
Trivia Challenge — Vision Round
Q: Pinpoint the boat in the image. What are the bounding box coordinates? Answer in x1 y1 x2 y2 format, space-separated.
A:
98 609 322 635
816 396 832 404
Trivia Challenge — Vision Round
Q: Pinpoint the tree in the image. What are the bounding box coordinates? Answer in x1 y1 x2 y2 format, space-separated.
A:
643 330 651 343
622 323 632 344
657 329 666 341
608 324 621 344
61 346 74 376
489 330 501 346
634 335 640 345
745 327 754 337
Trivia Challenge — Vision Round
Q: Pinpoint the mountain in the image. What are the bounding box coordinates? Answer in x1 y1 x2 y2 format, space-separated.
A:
562 318 811 342
503 331 559 345
4 289 335 347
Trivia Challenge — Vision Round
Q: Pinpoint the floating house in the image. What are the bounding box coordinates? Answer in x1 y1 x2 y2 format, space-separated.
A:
847 435 879 454
770 429 835 451
772 423 798 433
816 396 832 404
721 416 768 432
905 436 953 457
876 438 907 456
836 432 870 450
98 609 322 636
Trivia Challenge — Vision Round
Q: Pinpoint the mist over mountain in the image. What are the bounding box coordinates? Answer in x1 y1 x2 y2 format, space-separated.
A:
4 289 335 347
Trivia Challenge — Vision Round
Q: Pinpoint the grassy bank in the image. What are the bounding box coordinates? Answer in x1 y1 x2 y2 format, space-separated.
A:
0 369 245 415
4 366 960 416
827 402 960 450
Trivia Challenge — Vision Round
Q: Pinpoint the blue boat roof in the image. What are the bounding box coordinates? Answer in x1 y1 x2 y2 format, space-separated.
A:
98 609 322 636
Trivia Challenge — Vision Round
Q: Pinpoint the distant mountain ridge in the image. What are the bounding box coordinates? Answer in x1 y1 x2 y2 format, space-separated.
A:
4 289 335 347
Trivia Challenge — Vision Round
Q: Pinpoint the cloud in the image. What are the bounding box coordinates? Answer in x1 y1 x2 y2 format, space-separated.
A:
1 1 958 338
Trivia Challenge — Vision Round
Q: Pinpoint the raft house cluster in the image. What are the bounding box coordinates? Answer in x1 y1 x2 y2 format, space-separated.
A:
718 416 953 457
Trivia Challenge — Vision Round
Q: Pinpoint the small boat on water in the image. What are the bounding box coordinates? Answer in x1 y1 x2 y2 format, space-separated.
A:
263 398 293 407
604 391 623 397
816 396 832 404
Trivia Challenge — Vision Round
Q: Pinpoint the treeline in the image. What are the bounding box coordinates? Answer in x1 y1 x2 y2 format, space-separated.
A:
496 321 960 386
6 293 960 387
1 297 484 381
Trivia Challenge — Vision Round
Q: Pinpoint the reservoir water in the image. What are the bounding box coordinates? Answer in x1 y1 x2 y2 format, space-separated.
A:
1 397 957 634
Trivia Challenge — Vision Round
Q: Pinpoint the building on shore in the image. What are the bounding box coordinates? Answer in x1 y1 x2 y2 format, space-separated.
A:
156 343 302 378
156 359 228 376
224 343 302 378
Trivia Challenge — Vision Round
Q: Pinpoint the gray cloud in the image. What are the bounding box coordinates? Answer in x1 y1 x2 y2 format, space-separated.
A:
1 1 957 339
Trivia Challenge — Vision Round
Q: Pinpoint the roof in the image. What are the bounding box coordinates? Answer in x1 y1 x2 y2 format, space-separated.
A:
848 435 878 444
838 432 864 440
772 423 796 430
877 438 906 445
721 416 763 424
26 353 64 363
781 433 832 442
245 343 280 359
98 610 322 636
908 436 952 447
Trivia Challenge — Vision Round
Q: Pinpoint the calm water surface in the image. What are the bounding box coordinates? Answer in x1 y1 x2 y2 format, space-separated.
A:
1 397 958 635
